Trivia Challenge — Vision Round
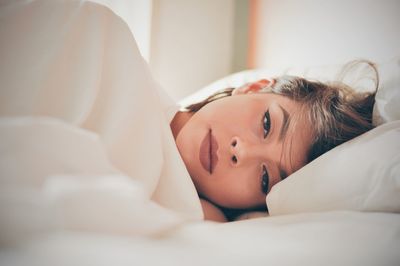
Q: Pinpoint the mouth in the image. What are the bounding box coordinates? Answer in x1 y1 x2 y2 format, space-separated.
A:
199 129 219 174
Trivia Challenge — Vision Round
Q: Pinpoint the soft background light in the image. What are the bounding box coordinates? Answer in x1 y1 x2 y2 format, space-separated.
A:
254 0 400 69
93 0 400 102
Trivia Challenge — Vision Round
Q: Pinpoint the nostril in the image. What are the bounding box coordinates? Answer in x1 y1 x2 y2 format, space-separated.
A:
231 139 237 147
232 155 237 164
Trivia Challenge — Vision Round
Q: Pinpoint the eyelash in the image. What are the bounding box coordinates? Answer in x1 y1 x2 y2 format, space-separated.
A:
263 110 271 138
261 109 271 194
261 165 269 194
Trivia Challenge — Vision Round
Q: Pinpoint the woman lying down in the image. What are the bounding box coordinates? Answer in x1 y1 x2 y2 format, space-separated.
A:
0 1 378 224
171 61 378 222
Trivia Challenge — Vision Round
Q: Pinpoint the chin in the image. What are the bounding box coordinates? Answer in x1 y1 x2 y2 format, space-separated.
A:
209 194 264 210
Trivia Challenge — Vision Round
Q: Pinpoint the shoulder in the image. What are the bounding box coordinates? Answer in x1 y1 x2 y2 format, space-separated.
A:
200 199 227 223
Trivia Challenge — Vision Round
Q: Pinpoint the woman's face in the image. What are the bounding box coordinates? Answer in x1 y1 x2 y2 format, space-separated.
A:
175 83 313 209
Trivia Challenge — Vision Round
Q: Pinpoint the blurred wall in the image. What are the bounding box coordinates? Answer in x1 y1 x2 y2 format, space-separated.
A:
89 1 400 101
149 0 235 101
254 0 400 69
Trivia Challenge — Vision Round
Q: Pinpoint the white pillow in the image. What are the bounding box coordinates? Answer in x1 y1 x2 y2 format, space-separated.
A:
266 120 400 215
372 57 400 125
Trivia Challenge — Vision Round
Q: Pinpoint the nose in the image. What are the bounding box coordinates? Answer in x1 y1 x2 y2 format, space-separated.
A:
230 136 267 166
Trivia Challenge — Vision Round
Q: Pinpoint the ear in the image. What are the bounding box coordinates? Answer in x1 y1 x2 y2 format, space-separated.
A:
232 79 275 96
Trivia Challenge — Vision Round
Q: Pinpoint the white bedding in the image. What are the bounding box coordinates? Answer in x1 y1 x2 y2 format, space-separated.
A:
0 0 203 226
2 211 400 266
0 1 399 265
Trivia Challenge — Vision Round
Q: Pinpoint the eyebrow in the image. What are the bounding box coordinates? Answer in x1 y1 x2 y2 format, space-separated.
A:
277 104 290 142
277 104 290 180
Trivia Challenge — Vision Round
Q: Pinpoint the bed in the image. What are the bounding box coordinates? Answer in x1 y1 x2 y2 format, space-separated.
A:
0 1 399 265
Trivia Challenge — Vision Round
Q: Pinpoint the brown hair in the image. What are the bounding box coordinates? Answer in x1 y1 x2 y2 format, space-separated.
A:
183 60 379 163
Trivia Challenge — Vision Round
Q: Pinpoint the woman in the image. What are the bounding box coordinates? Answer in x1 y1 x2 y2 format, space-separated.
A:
0 0 378 223
170 61 378 222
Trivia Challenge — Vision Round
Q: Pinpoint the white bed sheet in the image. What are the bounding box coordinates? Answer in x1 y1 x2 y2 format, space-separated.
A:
1 211 399 266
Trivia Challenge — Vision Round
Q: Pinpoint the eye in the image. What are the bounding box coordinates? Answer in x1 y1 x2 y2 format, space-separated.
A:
261 165 270 194
263 110 271 138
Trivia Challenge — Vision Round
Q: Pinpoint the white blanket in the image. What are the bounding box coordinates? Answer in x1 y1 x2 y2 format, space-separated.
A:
0 1 399 265
2 211 399 266
0 0 203 239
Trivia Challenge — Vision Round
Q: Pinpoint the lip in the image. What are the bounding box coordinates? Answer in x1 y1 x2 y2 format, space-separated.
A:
199 130 219 174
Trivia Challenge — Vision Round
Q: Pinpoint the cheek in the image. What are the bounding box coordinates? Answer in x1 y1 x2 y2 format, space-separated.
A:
208 106 257 135
175 116 206 166
202 97 255 119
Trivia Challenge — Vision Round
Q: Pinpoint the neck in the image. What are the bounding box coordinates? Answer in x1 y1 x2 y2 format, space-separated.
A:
170 110 194 140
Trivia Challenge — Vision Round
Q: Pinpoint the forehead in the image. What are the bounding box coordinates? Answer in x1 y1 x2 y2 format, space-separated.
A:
275 100 313 173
